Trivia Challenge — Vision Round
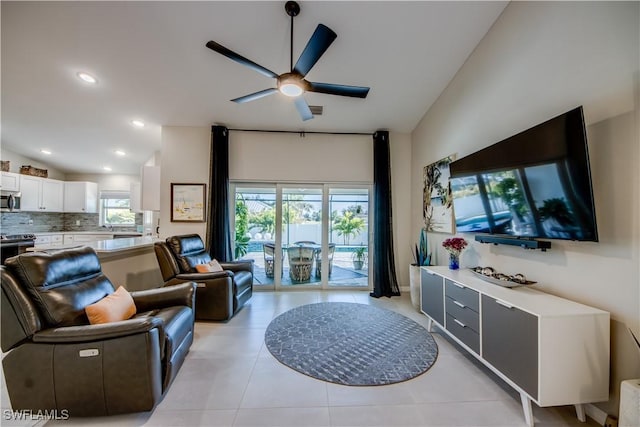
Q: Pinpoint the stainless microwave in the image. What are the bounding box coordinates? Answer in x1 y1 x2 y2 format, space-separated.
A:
0 190 21 212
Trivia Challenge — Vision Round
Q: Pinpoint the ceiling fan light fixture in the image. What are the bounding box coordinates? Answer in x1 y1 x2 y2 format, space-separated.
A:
279 83 303 97
278 73 305 97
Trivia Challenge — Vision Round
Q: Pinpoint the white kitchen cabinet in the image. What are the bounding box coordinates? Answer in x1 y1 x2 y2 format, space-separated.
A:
20 175 64 212
140 166 160 211
129 182 142 213
64 233 113 245
0 172 21 192
64 181 98 213
34 234 64 248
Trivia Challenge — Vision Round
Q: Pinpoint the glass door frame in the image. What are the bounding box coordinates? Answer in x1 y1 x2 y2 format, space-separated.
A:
230 182 277 291
230 181 372 291
276 184 324 291
324 184 372 290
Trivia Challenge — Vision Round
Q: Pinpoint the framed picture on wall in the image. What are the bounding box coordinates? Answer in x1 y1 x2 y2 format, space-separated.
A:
171 183 206 222
423 155 456 233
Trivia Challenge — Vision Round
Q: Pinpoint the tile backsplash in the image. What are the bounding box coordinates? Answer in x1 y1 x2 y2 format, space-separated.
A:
0 212 142 235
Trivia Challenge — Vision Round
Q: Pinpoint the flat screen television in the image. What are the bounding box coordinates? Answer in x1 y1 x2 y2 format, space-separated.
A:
449 106 598 241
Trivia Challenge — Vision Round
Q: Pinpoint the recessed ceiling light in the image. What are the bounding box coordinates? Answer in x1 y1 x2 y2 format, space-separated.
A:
131 120 145 128
77 72 97 84
103 166 112 172
40 149 52 155
115 150 126 156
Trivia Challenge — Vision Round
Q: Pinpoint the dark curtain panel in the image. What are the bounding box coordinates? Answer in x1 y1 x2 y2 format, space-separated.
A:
370 130 401 298
206 125 233 261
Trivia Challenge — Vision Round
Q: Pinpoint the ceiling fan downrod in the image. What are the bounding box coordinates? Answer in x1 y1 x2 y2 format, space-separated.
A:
285 1 300 73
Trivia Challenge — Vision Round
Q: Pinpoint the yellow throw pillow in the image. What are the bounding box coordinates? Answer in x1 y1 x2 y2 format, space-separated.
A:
86 286 137 325
194 259 224 273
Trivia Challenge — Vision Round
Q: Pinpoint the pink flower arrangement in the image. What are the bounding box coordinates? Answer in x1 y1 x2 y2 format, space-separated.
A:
442 237 468 256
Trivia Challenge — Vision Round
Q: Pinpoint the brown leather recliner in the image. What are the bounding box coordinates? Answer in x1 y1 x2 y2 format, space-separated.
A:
154 234 253 321
1 246 196 417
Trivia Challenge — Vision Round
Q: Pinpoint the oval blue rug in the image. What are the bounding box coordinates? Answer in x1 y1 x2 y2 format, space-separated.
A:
264 302 438 386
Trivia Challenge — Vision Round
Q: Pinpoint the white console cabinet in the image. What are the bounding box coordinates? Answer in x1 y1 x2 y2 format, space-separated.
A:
420 267 609 427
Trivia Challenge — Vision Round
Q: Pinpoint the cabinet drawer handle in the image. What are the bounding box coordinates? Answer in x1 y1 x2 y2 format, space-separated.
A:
453 318 467 328
495 299 514 309
453 300 466 309
452 282 465 289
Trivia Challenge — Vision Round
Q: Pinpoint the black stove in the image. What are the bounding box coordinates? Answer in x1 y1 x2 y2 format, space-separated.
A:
1 233 36 243
1 233 36 264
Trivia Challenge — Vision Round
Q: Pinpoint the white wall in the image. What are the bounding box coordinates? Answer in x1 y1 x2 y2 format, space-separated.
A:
159 126 211 239
65 173 139 192
229 131 372 183
390 133 413 288
1 147 66 180
411 1 639 415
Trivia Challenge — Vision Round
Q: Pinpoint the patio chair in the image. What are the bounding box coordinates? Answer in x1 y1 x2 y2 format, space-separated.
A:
315 243 336 278
287 245 315 282
263 242 283 278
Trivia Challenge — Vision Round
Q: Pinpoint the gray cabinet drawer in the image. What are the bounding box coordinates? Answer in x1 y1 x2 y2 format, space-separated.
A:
421 269 444 325
445 279 479 312
482 295 539 400
446 313 480 354
445 297 479 332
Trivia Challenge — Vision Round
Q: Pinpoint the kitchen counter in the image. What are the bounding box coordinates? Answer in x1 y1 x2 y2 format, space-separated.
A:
28 236 163 291
34 231 143 236
29 236 155 253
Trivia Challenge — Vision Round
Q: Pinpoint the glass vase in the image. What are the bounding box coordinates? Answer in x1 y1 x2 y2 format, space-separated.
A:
448 253 459 270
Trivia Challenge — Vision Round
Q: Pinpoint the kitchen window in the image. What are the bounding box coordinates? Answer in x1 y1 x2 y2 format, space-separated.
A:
100 191 135 226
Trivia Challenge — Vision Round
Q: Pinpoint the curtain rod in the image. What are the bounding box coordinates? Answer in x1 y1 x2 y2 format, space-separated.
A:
226 128 374 136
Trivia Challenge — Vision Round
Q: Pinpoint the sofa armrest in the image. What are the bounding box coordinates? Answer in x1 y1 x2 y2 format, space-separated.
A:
175 271 233 281
32 317 163 344
220 260 254 274
131 282 196 311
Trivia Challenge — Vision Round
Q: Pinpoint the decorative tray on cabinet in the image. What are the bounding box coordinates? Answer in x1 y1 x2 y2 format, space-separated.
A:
469 267 536 288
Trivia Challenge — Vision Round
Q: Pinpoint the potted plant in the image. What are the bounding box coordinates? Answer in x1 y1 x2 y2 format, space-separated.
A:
352 246 367 270
410 228 431 309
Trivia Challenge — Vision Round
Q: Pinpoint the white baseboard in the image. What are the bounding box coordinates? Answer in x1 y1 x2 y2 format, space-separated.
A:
399 285 410 293
585 403 607 425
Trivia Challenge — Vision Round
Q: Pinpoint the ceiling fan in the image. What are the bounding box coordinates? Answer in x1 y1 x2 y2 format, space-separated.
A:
205 1 370 121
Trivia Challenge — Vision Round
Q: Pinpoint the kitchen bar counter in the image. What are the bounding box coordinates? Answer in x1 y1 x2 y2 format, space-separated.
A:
28 236 155 253
28 236 163 291
33 231 142 235
34 231 142 239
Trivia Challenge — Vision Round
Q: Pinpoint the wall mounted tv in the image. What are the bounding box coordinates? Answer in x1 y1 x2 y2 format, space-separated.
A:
449 106 598 242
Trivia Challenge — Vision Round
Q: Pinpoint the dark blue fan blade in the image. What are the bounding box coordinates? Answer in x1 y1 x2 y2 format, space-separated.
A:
231 88 278 103
293 24 337 77
307 82 370 98
294 97 313 121
206 41 279 79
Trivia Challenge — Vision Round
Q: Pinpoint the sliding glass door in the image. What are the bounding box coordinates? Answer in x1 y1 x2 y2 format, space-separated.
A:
233 185 277 288
232 183 370 290
327 188 370 288
281 186 323 287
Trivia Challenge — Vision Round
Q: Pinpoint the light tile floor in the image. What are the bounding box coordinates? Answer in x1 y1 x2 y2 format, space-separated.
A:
1 291 600 427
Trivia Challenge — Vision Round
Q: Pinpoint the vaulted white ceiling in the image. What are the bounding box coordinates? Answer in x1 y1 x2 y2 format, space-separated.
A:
1 1 507 175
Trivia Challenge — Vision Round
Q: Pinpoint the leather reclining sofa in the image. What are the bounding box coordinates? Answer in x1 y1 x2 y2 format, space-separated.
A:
154 234 253 321
1 246 196 417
